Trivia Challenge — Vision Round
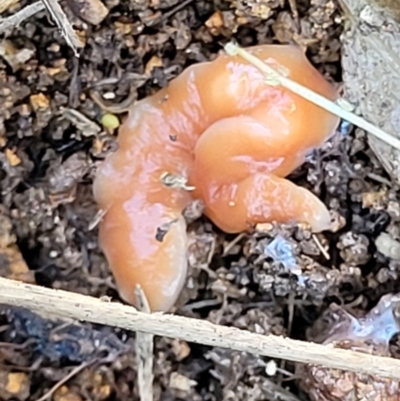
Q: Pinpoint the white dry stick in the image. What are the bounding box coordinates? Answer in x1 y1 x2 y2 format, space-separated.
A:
0 1 45 34
62 108 102 137
135 285 154 401
224 42 400 152
1 277 400 380
312 234 330 260
41 0 82 56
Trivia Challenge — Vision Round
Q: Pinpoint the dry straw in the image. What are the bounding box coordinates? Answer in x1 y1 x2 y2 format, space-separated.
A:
225 42 400 151
0 277 400 381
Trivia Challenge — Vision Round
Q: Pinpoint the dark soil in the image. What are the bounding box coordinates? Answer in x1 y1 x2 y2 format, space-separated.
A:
1 0 400 400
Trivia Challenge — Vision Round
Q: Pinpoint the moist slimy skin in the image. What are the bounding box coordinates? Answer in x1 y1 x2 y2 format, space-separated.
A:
303 293 400 401
93 44 340 311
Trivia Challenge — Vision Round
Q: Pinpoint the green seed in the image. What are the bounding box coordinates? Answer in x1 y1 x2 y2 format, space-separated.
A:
101 113 120 130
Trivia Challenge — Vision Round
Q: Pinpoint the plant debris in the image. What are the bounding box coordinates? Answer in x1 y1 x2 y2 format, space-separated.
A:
341 0 400 182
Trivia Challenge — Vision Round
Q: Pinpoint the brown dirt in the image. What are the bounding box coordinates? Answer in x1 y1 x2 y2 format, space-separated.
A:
1 0 400 400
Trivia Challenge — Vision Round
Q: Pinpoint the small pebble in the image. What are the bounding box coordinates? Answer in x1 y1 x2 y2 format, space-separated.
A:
375 232 400 260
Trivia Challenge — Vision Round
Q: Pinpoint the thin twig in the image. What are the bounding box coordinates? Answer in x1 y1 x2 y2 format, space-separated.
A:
222 233 247 257
41 0 82 57
160 0 194 22
88 207 108 231
135 285 154 401
35 359 96 401
224 42 400 152
0 1 45 34
367 172 392 187
262 377 301 401
312 234 330 260
90 90 136 114
62 108 101 137
1 277 400 380
287 0 299 28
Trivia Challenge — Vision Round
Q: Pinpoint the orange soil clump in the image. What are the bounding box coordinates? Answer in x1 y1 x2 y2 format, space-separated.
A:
93 45 340 311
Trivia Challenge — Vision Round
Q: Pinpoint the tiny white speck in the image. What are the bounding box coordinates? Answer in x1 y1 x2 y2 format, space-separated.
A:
103 92 116 100
266 360 277 376
49 250 58 258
